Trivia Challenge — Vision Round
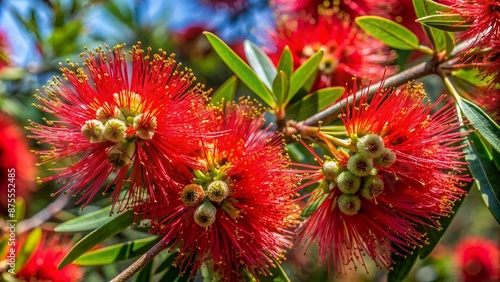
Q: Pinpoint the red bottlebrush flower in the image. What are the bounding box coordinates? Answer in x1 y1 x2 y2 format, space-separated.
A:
266 9 396 91
140 101 299 280
467 87 500 124
451 0 500 50
451 1 500 84
296 82 470 273
455 237 500 282
28 43 214 210
0 112 36 213
270 0 396 18
16 232 84 282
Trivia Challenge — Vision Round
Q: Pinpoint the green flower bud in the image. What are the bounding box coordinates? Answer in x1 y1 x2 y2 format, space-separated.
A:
357 134 385 159
103 118 127 143
322 160 339 180
336 171 361 194
338 194 361 216
360 176 384 200
81 119 105 143
194 201 217 228
207 180 230 203
374 148 397 168
347 153 374 177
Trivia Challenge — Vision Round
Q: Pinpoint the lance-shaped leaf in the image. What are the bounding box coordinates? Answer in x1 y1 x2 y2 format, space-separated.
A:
277 46 293 81
388 249 420 282
466 132 500 224
16 227 42 270
287 50 323 104
460 98 500 153
356 16 420 50
204 32 276 107
272 71 289 106
211 75 237 105
417 14 471 32
452 68 493 88
55 205 115 233
58 210 134 269
73 236 160 265
412 0 452 52
244 40 277 90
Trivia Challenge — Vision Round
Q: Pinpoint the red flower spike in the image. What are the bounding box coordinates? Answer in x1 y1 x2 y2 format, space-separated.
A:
266 8 396 91
140 101 300 280
0 112 37 213
297 82 471 274
28 43 215 211
16 232 84 282
455 237 500 282
271 0 397 18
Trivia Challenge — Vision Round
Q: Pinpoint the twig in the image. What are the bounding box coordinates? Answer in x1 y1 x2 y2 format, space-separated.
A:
17 194 71 234
110 239 168 282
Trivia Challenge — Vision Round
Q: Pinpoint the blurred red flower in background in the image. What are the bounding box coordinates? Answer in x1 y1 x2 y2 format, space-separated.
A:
0 112 36 213
455 237 500 282
16 232 84 282
266 7 396 91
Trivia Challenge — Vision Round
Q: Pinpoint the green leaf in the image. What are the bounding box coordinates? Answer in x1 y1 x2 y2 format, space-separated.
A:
444 32 455 56
412 0 452 52
58 210 134 269
419 166 474 258
73 236 160 265
55 205 115 233
211 75 237 105
277 46 293 81
272 71 289 106
289 87 344 121
452 68 493 88
388 248 420 282
301 189 328 218
244 40 277 90
154 250 178 274
204 32 276 107
466 132 500 224
355 16 420 50
16 227 42 270
460 98 500 153
288 50 323 103
417 14 471 32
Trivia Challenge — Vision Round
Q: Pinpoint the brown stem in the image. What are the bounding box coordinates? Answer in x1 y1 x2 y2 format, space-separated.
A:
299 38 477 128
110 239 168 282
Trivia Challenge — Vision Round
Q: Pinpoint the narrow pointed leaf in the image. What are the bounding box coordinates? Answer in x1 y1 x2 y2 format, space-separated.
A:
73 236 160 265
466 132 500 224
17 227 42 270
301 189 328 218
356 16 420 50
452 68 492 88
211 75 237 105
244 40 277 90
388 248 420 282
288 50 323 103
204 32 275 107
55 205 115 233
412 0 452 52
272 71 289 106
277 46 293 80
58 210 134 269
460 98 500 153
417 14 471 32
